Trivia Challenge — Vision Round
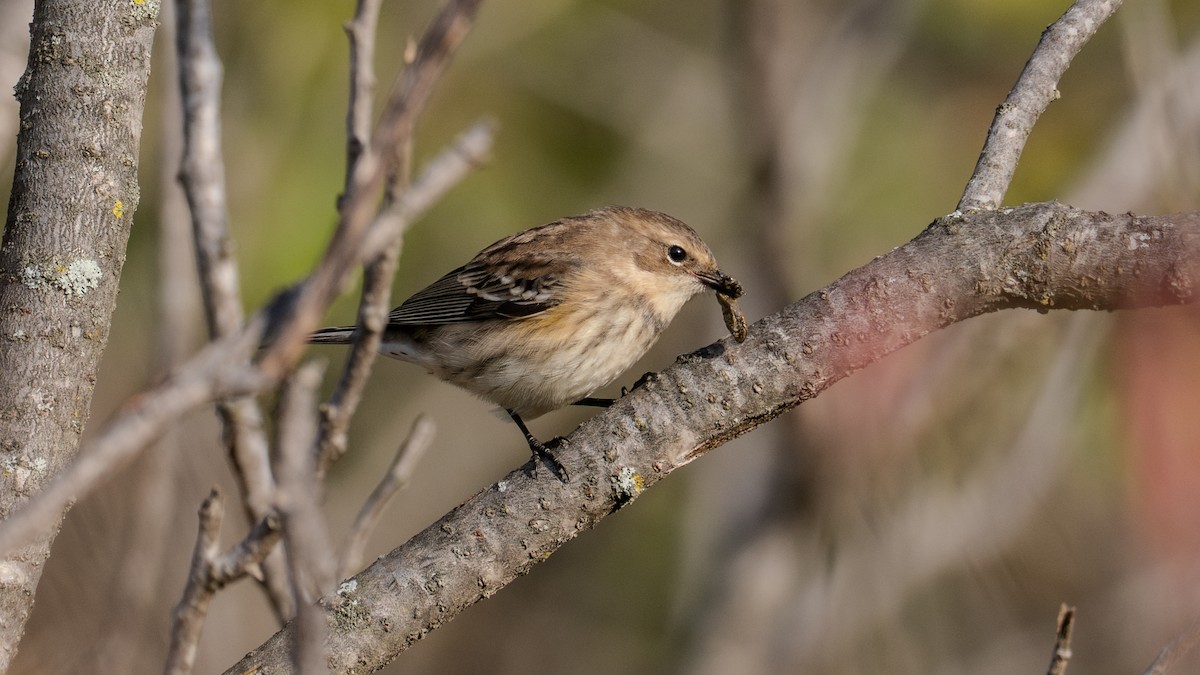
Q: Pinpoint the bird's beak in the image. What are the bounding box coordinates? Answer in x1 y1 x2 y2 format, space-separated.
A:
696 269 743 298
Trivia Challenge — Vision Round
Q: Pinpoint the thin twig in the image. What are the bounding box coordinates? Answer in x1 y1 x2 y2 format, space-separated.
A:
958 0 1124 211
175 0 291 619
0 1 487 564
258 0 486 378
317 0 406 476
338 414 435 579
274 362 335 675
342 0 383 199
318 118 493 474
1047 604 1076 675
175 0 275 527
1142 616 1200 675
164 489 223 675
0 118 492 558
164 488 282 675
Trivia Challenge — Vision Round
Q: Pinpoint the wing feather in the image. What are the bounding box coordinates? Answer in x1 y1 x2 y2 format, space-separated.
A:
388 258 570 326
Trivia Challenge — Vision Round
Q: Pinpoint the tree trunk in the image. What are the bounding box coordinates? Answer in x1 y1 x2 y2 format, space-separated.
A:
0 1 157 669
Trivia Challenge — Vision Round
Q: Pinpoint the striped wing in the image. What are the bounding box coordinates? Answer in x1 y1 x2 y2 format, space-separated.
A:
388 259 567 326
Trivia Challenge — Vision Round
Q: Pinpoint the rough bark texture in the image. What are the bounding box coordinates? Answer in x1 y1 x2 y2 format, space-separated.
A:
227 202 1199 674
0 0 157 669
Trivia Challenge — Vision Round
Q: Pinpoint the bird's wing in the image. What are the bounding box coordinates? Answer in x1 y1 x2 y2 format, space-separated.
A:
388 257 570 326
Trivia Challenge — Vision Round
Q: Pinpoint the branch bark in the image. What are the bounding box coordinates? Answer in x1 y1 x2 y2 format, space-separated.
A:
959 0 1124 211
227 201 1199 673
0 0 157 669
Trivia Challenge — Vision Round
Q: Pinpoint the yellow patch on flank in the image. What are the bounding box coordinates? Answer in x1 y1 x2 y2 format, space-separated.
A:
112 199 124 219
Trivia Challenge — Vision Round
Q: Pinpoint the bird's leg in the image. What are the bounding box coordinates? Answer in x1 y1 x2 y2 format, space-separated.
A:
506 409 570 482
574 372 660 408
620 371 659 397
572 397 614 408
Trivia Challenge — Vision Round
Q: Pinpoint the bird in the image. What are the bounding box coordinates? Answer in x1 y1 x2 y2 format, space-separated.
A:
309 206 742 480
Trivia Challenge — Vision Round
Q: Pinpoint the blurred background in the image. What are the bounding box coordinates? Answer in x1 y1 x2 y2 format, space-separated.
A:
3 0 1200 672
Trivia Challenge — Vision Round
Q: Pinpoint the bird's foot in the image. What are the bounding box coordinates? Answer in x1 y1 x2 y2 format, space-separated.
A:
572 396 615 408
620 371 658 397
528 436 571 483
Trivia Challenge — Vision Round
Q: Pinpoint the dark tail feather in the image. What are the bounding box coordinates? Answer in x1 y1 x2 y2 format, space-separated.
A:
308 326 356 344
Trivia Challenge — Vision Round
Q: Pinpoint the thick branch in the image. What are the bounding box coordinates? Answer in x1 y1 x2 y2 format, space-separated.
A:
227 202 1199 673
0 0 157 668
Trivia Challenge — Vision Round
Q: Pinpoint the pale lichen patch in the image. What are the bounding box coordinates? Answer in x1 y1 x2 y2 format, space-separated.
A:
21 259 103 297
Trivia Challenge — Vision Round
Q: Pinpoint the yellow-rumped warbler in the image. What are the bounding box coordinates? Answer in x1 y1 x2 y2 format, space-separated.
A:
310 206 742 478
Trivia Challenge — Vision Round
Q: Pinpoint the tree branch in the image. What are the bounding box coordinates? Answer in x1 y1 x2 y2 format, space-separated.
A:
1142 615 1200 675
273 363 334 675
257 0 485 379
317 0 486 474
0 0 158 667
337 414 435 580
175 0 291 620
226 201 1200 673
958 0 1124 211
164 489 282 675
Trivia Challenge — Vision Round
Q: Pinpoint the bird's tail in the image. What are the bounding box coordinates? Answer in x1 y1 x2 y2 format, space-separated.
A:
307 326 356 344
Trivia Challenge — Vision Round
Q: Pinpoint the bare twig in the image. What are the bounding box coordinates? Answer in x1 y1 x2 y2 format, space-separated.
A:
164 489 223 675
274 362 335 674
175 0 274 521
0 118 493 558
318 119 493 474
176 0 291 620
1142 616 1200 675
338 415 435 579
259 0 486 378
176 0 245 340
342 0 384 198
1047 604 1076 675
0 0 490 556
317 0 407 476
165 488 282 675
958 0 1124 211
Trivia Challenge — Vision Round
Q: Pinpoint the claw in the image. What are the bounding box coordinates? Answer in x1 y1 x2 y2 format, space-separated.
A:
506 409 570 483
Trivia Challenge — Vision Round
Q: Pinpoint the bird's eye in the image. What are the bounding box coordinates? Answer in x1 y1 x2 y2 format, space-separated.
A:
667 245 688 264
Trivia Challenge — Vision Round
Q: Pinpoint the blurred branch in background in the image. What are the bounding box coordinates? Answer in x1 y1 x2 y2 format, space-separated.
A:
164 490 281 675
0 0 32 165
91 2 203 669
272 362 335 675
1142 615 1200 675
338 414 435 580
1046 604 1076 675
673 0 925 660
175 0 293 621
